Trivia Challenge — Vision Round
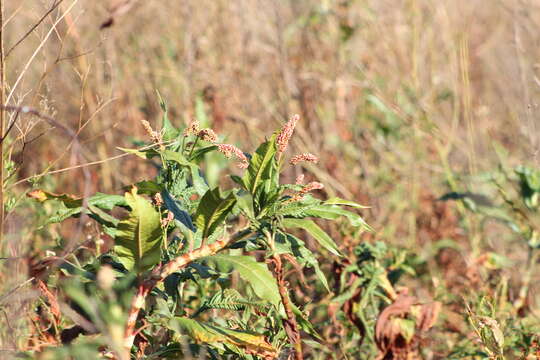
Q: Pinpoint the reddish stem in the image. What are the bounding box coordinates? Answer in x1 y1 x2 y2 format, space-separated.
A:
123 229 251 352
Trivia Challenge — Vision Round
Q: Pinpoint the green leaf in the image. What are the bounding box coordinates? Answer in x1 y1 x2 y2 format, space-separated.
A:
193 289 267 317
190 145 218 163
118 147 160 160
161 189 196 232
304 205 373 231
282 218 341 256
324 197 369 209
28 190 126 210
167 317 276 356
275 233 330 291
242 134 277 195
190 166 209 196
157 92 179 141
114 188 162 272
203 255 281 307
161 150 191 166
194 188 236 239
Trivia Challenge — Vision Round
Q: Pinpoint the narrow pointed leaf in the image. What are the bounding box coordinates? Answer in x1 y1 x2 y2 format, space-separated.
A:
282 218 341 256
161 189 196 232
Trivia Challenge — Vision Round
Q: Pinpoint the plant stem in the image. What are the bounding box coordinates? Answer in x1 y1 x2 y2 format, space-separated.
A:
271 253 303 360
123 228 251 352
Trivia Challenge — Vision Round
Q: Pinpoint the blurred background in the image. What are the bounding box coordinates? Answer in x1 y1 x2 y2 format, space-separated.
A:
2 0 540 358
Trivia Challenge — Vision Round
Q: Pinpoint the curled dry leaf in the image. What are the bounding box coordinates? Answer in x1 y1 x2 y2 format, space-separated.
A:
375 289 441 360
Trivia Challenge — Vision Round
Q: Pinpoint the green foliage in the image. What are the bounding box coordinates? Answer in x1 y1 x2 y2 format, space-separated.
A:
195 188 236 240
114 188 163 272
26 99 373 359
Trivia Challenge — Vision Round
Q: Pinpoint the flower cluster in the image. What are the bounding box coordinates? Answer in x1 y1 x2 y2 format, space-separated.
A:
276 114 300 154
290 153 318 165
183 119 200 137
217 143 249 169
295 173 305 185
141 120 162 144
197 128 218 143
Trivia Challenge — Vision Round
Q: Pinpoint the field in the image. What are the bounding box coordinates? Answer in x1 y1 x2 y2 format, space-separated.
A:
1 1 540 359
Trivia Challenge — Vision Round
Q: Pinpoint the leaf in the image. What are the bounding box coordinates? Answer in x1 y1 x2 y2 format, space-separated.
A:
282 218 341 256
275 233 330 291
167 317 277 358
114 188 163 272
304 205 373 231
161 150 191 166
118 147 160 160
157 92 179 141
189 166 209 196
28 190 126 210
161 189 196 232
190 145 218 163
202 255 281 307
194 188 236 239
193 289 267 317
242 134 277 195
324 197 370 209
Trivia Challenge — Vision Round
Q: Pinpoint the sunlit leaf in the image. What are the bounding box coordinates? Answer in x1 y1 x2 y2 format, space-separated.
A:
282 218 341 256
114 188 162 272
202 255 280 307
194 188 236 239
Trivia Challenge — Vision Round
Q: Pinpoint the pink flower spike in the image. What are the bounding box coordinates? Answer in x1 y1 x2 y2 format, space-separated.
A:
276 114 300 154
290 153 318 165
217 143 249 168
295 174 305 185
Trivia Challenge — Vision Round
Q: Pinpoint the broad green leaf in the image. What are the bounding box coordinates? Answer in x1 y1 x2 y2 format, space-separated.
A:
167 317 277 357
194 188 236 239
126 180 163 195
161 189 196 232
282 218 341 256
190 166 209 196
161 150 191 166
114 188 162 272
234 191 255 219
242 134 277 195
203 255 280 307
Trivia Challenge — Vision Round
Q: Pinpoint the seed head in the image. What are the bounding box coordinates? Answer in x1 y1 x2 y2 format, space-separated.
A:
290 153 318 165
295 174 305 185
197 128 218 143
217 143 249 168
183 119 200 137
141 120 162 143
153 193 164 207
276 114 300 154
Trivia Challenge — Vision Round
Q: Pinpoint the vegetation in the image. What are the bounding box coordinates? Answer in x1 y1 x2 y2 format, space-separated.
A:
1 1 540 359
